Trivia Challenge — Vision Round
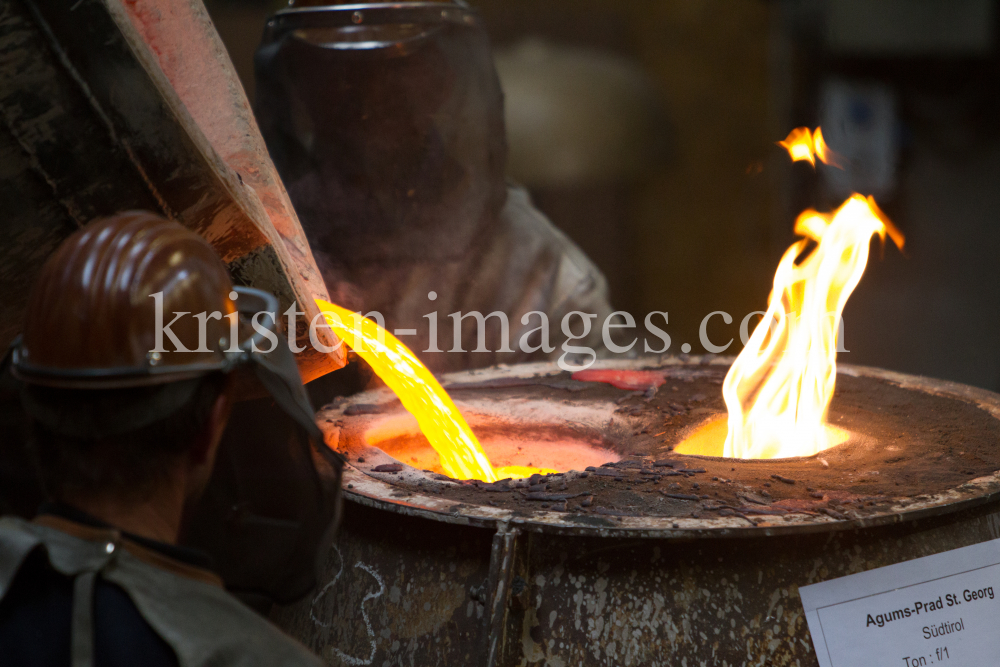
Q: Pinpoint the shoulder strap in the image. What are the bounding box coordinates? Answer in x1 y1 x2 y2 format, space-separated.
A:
0 518 323 667
0 517 114 667
102 555 323 667
71 570 98 667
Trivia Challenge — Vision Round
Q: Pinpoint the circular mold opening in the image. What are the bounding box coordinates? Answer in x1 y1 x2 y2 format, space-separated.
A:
371 424 620 479
673 414 853 459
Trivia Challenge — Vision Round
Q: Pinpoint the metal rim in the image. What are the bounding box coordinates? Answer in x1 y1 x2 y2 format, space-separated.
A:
271 3 477 32
326 358 1000 540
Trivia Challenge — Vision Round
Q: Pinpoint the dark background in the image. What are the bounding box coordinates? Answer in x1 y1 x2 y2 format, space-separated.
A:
207 0 1000 391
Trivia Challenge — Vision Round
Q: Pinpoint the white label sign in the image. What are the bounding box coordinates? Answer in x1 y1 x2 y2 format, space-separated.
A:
800 538 1000 667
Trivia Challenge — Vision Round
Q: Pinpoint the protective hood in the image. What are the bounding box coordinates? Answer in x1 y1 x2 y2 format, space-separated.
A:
254 1 508 266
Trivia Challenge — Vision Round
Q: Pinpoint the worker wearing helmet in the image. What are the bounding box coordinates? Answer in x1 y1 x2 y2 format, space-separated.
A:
0 212 327 666
255 0 615 372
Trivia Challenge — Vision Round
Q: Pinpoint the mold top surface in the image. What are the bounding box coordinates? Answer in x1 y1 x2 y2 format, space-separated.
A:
319 358 1000 537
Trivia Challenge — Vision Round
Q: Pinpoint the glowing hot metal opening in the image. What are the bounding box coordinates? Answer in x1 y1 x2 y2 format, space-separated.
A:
368 423 616 479
316 299 555 481
674 415 851 458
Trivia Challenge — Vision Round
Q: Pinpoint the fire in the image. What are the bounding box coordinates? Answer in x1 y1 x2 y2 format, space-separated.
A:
717 126 905 459
722 194 902 458
777 126 842 168
677 128 903 459
316 300 554 481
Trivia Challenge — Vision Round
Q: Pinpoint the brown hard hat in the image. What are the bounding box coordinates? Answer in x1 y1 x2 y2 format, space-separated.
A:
14 211 236 388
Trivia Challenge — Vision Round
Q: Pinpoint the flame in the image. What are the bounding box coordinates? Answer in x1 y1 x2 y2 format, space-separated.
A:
777 126 842 168
680 126 903 460
675 127 900 459
721 193 903 459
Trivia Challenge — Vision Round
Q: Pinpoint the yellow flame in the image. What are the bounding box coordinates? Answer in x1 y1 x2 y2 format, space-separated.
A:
721 194 903 459
316 299 498 482
777 126 842 168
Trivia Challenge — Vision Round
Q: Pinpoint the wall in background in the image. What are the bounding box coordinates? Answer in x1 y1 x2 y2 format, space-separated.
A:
476 0 783 348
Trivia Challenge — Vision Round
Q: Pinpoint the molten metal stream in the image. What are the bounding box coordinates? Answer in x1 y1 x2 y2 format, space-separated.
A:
316 300 553 481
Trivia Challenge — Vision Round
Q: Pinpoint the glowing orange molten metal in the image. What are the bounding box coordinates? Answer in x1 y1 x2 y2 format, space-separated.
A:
316 299 496 481
316 300 554 481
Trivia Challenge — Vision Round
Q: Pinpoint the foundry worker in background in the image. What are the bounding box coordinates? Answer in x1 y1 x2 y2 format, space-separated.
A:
255 0 615 373
0 212 324 667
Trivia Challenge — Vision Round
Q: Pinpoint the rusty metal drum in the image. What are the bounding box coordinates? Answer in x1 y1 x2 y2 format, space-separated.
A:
272 358 1000 666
